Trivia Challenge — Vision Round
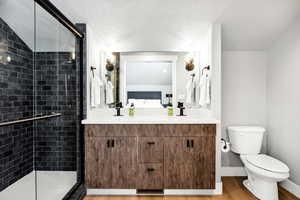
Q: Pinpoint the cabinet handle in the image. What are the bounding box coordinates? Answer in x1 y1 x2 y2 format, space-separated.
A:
187 140 190 148
111 139 115 148
191 140 194 148
147 168 155 172
147 142 155 145
107 140 110 148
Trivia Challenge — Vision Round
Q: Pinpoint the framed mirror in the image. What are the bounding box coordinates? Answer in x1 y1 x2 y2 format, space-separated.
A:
120 54 177 108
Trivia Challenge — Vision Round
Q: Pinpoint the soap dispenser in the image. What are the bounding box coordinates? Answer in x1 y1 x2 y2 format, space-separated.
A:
167 106 174 116
129 103 135 116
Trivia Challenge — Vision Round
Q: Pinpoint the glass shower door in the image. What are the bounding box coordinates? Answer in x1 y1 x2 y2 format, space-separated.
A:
34 2 78 200
0 0 35 199
0 1 81 199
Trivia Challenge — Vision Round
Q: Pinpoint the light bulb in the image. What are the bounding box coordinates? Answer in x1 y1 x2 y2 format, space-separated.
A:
6 55 11 63
106 52 115 64
184 52 194 63
71 52 76 60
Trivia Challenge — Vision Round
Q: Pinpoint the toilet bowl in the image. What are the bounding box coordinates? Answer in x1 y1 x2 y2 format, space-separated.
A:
228 126 289 200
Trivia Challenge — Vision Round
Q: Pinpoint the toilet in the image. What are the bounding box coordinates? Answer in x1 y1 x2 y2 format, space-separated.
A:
228 126 289 200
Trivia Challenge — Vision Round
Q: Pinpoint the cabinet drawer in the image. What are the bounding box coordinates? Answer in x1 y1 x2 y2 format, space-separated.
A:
138 137 163 163
137 164 163 190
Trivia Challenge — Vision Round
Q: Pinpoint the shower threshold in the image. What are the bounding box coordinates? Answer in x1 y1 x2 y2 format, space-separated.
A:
0 171 76 200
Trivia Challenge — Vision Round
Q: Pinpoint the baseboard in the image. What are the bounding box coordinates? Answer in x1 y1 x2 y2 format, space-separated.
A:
87 183 223 196
87 189 136 195
280 179 300 198
164 182 223 195
221 167 246 177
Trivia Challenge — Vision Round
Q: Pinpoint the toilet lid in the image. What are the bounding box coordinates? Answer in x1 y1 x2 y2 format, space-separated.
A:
246 154 289 173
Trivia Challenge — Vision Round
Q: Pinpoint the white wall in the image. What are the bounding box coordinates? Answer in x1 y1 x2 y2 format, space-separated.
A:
222 51 267 166
211 24 222 184
267 16 300 186
86 25 102 114
175 52 201 107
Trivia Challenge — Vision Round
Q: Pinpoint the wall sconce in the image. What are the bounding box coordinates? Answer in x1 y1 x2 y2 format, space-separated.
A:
106 59 114 71
106 52 115 71
185 58 194 71
184 53 195 71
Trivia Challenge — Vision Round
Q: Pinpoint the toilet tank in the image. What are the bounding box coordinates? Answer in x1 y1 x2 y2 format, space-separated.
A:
228 126 265 154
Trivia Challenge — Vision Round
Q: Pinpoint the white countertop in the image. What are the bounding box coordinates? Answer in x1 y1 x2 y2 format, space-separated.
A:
82 116 219 124
82 108 220 124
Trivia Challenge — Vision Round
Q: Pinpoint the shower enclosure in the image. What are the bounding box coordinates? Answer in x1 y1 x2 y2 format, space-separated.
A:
0 0 84 199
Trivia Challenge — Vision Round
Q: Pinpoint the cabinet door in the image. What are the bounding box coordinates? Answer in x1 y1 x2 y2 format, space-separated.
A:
111 137 137 188
164 137 197 189
164 136 215 189
194 136 215 189
85 137 112 188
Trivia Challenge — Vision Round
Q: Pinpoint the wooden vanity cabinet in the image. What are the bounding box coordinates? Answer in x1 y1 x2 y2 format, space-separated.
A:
137 137 164 190
137 163 164 189
111 137 137 188
85 136 137 189
164 136 215 189
164 137 198 189
138 137 164 163
85 124 216 190
85 137 112 188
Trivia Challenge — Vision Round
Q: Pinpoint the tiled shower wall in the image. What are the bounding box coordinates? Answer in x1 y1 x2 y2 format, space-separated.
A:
0 17 34 191
34 52 78 171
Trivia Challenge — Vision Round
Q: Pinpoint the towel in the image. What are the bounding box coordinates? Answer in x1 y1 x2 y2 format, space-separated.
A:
199 68 211 106
90 75 103 108
105 80 114 104
185 76 196 105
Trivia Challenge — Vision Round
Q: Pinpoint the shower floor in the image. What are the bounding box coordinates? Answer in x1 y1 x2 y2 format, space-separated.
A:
0 171 76 200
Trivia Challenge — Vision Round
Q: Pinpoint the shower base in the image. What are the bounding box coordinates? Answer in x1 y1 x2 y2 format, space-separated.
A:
0 171 76 200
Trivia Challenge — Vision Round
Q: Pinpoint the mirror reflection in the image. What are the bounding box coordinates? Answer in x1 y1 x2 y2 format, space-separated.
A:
126 61 172 108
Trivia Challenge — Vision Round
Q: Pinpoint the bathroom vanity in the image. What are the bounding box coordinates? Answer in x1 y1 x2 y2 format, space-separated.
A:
83 117 219 195
83 49 222 195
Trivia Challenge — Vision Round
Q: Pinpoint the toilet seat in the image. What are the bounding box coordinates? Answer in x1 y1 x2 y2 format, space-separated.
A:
246 154 289 173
